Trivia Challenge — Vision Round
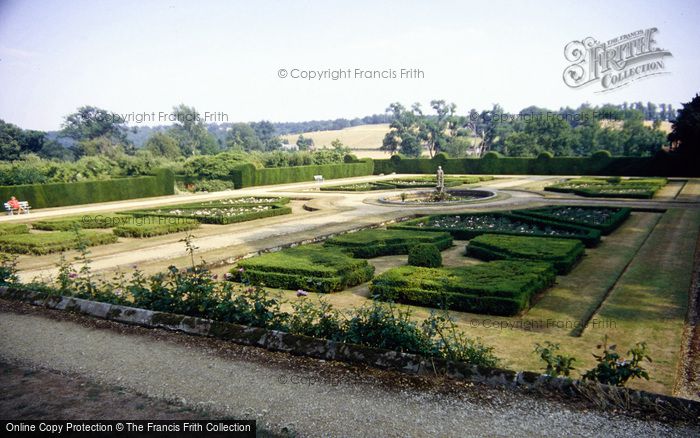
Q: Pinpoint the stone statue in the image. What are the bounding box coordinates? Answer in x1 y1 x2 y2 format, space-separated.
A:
436 166 445 193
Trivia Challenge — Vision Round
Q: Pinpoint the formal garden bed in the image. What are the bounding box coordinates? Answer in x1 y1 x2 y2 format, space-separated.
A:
466 234 585 274
390 212 601 247
234 245 375 293
31 213 131 231
544 177 667 199
129 203 291 225
323 229 453 258
512 206 631 235
320 176 493 191
370 261 556 316
0 223 30 236
0 230 117 255
112 218 201 238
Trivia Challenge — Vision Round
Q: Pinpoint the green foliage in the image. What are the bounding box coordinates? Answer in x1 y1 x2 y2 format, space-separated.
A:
235 245 375 293
130 204 291 225
0 230 117 254
668 93 700 159
466 234 584 274
582 336 652 387
545 177 666 199
113 218 200 237
371 261 556 316
31 214 129 231
246 161 375 187
408 243 443 268
324 229 452 258
513 206 630 235
0 168 174 209
144 131 182 159
0 252 19 284
391 212 601 247
0 223 30 236
534 341 576 377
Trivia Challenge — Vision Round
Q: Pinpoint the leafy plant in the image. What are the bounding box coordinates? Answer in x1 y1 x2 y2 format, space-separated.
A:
582 336 652 386
408 243 442 268
533 341 576 377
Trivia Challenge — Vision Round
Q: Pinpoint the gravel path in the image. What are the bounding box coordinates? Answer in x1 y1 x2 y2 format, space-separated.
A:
1 306 697 437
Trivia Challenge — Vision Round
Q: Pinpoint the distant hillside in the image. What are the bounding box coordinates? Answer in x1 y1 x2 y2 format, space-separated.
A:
281 124 395 157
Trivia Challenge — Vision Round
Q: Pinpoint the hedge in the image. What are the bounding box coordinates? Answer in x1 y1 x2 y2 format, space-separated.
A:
466 234 585 274
31 214 132 231
389 212 601 247
155 197 290 210
373 154 697 177
129 204 292 225
113 219 200 238
235 245 375 293
324 229 453 258
544 177 667 199
511 206 631 235
0 231 118 255
370 261 556 316
0 223 29 236
0 168 175 209
408 243 442 268
230 160 375 188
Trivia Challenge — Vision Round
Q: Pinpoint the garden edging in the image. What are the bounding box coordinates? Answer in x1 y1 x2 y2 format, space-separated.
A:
1 286 698 420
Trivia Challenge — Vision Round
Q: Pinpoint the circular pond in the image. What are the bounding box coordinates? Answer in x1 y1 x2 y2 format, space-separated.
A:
377 189 497 206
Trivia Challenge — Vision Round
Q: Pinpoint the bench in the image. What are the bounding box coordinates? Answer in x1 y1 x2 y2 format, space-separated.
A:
3 201 31 215
314 175 324 183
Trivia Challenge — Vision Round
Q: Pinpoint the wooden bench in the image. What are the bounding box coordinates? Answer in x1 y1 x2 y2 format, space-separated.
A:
3 201 31 215
313 175 324 183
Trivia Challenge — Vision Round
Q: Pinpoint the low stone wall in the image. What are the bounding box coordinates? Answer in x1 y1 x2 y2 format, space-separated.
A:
1 286 698 420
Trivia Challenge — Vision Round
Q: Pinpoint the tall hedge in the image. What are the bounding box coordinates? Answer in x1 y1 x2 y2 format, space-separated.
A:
0 168 175 209
230 159 374 188
373 154 696 177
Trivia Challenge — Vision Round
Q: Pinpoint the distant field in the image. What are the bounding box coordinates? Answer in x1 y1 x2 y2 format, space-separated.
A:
282 123 430 158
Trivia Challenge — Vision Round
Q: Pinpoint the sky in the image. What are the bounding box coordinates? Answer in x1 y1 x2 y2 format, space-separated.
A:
0 0 698 131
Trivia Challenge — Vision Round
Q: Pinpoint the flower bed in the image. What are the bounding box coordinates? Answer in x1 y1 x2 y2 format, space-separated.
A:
113 218 201 238
320 176 493 191
544 178 667 199
466 234 585 274
0 231 118 254
129 204 291 225
233 245 375 293
512 206 631 235
163 197 290 208
324 229 453 258
390 212 601 247
370 261 556 316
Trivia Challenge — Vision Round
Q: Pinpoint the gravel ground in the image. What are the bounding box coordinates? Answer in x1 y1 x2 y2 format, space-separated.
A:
0 302 697 437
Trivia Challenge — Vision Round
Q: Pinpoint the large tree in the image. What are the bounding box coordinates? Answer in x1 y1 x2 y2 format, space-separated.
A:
225 123 264 151
668 93 700 158
61 106 129 144
144 131 182 159
168 104 219 156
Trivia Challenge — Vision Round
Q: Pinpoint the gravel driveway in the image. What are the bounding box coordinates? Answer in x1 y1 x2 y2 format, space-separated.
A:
0 302 697 437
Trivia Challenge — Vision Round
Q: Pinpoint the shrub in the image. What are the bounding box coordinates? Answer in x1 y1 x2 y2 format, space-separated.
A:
544 177 667 199
0 231 118 254
512 206 630 235
408 243 442 268
390 212 601 247
32 213 130 231
370 261 556 316
591 150 612 159
234 245 375 293
324 229 452 258
0 223 30 236
466 234 584 274
0 169 174 209
582 336 652 387
130 204 291 225
113 219 200 237
534 341 576 377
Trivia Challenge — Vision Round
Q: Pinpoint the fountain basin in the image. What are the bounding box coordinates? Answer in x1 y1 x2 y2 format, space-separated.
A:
378 189 497 205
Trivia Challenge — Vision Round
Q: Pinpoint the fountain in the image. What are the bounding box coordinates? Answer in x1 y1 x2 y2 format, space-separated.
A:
377 166 497 206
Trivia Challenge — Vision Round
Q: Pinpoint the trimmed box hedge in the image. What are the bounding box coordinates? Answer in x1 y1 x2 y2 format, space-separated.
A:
234 245 375 293
323 229 453 258
319 176 493 192
0 231 118 255
160 197 290 209
31 214 132 231
113 218 200 238
544 177 667 199
0 168 175 209
370 261 556 316
389 212 601 247
129 204 292 225
229 160 375 188
466 234 585 274
512 206 631 235
0 223 30 236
